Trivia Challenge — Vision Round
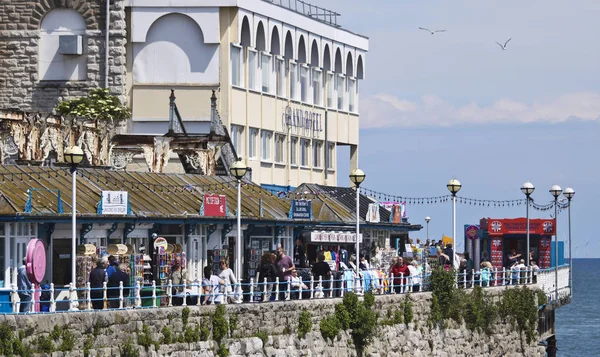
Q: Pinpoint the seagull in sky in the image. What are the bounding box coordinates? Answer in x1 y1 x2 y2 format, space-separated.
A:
496 38 512 50
418 27 446 35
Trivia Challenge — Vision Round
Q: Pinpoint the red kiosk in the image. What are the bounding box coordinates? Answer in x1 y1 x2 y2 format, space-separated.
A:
476 217 556 270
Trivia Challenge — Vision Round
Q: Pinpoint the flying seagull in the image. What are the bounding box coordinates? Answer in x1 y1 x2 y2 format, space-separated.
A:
496 38 512 50
418 27 446 35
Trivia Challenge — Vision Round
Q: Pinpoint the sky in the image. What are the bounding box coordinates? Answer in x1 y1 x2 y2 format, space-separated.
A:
328 0 600 258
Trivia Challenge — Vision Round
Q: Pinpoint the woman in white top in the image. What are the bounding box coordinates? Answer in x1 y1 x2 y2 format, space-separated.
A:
407 260 421 292
219 261 241 303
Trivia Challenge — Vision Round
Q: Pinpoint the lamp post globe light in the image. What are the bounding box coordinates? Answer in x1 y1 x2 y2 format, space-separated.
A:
425 217 431 241
230 158 248 281
563 187 575 295
350 169 366 278
521 182 535 266
446 179 461 255
550 185 562 301
64 145 84 310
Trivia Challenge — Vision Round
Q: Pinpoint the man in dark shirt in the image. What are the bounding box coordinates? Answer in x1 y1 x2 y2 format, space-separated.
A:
107 263 131 308
89 257 108 310
444 244 454 267
311 253 332 295
293 239 306 268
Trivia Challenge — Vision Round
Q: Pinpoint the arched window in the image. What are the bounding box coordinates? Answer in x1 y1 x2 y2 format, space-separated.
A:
240 16 251 47
346 52 354 77
256 22 266 51
284 31 294 59
297 35 306 63
310 40 319 67
357 55 364 79
39 9 87 81
323 44 331 72
334 48 342 73
133 13 219 84
271 27 281 55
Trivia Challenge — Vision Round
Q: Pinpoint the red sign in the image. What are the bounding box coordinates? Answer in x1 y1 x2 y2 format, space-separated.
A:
202 194 227 217
481 218 556 236
538 237 552 269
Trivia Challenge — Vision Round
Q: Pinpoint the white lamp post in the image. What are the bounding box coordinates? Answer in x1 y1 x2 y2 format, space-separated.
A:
64 146 84 297
521 182 535 266
563 187 575 295
446 179 461 256
230 158 249 280
425 217 431 241
550 185 562 301
350 169 366 276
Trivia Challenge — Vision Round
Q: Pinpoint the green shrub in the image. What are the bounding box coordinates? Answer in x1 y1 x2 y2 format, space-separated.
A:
319 315 341 342
184 326 201 343
83 336 94 357
536 289 547 306
200 326 210 341
161 326 173 344
49 325 62 341
298 311 312 339
403 295 413 325
253 330 268 346
428 294 443 327
58 328 75 351
499 286 539 343
217 343 230 357
229 314 238 337
137 324 154 350
120 338 140 357
36 335 54 354
182 306 191 325
212 304 229 344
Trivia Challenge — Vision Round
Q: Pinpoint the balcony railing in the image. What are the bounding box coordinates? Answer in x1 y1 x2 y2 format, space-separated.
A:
537 265 571 305
261 0 341 27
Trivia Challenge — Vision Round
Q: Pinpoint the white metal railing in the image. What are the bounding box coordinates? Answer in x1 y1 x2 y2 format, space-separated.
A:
536 265 571 304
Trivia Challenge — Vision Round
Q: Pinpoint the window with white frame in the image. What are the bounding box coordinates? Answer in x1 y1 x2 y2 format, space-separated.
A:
300 138 310 167
230 44 243 87
261 52 271 93
337 74 345 110
276 57 286 97
348 78 357 112
274 134 286 164
248 49 258 90
230 125 244 155
326 72 334 108
249 127 258 159
290 137 298 166
312 69 322 106
326 143 335 170
312 140 322 168
289 61 298 100
300 65 310 103
261 130 273 161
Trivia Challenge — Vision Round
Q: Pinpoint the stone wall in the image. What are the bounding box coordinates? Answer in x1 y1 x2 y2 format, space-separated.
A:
0 289 546 357
0 0 127 113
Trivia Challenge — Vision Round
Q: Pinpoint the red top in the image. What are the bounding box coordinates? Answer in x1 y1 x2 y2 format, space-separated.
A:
390 264 409 286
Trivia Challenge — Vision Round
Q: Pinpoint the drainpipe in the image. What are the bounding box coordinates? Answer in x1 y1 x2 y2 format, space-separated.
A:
104 0 110 88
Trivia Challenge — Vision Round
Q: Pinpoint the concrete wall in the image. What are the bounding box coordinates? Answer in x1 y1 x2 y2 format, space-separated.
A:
0 0 127 112
0 290 546 357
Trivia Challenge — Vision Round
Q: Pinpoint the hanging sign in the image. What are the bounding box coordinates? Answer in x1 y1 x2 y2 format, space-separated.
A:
100 191 128 215
482 218 556 236
465 225 480 240
289 199 313 220
366 203 380 223
310 231 362 243
201 194 227 217
154 237 168 253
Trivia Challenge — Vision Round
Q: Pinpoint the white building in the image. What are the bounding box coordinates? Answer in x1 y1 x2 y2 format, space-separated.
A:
126 0 368 187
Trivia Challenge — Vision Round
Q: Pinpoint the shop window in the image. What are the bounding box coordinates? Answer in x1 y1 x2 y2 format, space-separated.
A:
337 74 345 110
290 137 298 166
231 125 244 156
348 78 357 112
261 130 273 161
230 44 243 87
249 127 258 159
300 138 310 167
261 52 271 93
289 61 298 101
248 49 258 90
326 72 334 108
274 134 286 164
300 65 310 103
312 68 322 106
276 56 286 97
313 140 322 168
326 143 335 170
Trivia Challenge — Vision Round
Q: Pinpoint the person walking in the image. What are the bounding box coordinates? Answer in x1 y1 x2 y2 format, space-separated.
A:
219 261 241 303
107 263 130 308
170 256 187 306
89 257 108 310
17 258 33 313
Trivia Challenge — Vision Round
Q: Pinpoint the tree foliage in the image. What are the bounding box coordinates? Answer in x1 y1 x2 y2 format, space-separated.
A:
56 88 130 123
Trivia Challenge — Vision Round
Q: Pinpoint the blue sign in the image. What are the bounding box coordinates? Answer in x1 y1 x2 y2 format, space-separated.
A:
289 199 313 220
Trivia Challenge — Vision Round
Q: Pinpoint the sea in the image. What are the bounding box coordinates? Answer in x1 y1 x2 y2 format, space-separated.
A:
555 258 600 356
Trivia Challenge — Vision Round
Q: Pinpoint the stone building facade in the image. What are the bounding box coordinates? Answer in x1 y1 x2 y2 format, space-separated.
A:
0 0 127 113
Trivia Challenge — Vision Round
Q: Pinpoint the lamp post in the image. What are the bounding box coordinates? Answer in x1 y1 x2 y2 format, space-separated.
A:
521 182 535 266
563 187 575 295
425 217 431 241
550 185 562 301
350 169 366 276
64 146 84 295
230 158 248 280
446 179 461 255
